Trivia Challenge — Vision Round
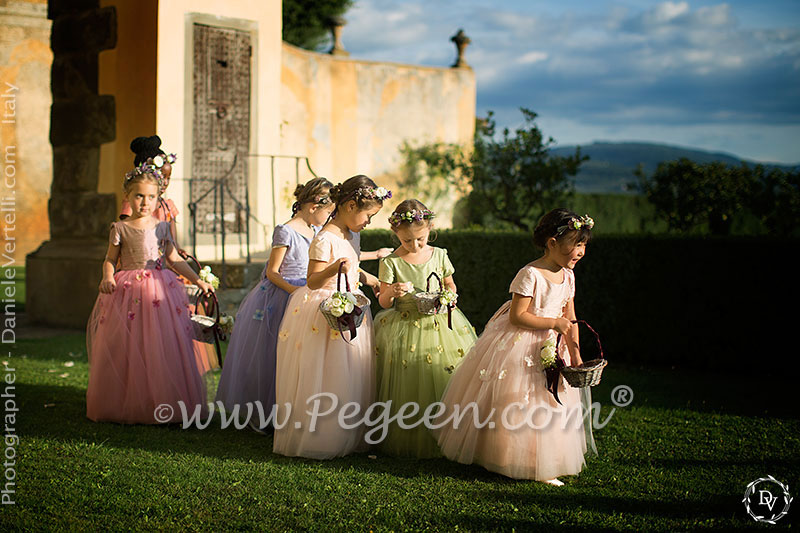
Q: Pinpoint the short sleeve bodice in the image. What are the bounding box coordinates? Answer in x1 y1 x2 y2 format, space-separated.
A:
269 224 316 280
378 247 455 307
308 230 361 291
509 264 575 318
110 221 173 270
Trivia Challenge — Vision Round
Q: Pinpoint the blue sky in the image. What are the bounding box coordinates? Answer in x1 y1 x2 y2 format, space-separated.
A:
342 0 800 164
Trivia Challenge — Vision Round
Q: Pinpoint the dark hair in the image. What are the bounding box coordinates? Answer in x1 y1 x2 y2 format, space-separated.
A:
292 177 334 215
389 199 434 229
329 175 383 217
130 135 166 166
533 208 592 249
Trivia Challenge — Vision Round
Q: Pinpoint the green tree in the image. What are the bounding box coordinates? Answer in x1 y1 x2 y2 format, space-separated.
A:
750 165 800 236
635 158 753 235
399 109 586 231
283 0 354 51
465 109 587 231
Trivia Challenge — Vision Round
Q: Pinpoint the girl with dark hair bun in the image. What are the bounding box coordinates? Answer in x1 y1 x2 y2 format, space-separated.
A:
273 174 391 459
435 208 596 484
215 177 335 433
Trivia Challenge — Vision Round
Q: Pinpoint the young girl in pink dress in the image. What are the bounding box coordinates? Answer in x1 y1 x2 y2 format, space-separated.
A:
273 175 391 459
86 162 214 424
435 208 595 484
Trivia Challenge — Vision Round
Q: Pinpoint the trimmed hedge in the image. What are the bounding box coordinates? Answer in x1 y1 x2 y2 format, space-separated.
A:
362 230 794 371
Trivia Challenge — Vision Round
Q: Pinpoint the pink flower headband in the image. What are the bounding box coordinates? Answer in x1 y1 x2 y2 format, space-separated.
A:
355 186 392 202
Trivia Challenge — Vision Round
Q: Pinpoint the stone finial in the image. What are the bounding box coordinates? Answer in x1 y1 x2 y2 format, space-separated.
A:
451 29 471 68
328 16 349 57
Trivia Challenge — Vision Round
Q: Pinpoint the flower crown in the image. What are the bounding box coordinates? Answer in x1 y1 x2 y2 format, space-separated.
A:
124 161 164 189
388 208 435 226
151 153 177 169
355 186 392 202
556 214 594 235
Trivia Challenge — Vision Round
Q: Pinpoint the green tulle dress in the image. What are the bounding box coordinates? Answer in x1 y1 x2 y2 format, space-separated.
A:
374 247 478 458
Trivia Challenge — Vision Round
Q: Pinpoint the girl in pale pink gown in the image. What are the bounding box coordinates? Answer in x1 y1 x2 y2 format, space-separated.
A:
86 163 214 424
435 208 596 483
273 175 391 459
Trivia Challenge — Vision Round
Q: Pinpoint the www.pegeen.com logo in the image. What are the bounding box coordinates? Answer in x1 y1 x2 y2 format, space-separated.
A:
742 475 792 525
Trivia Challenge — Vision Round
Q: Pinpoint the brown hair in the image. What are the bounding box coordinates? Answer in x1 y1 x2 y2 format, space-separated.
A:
292 177 334 215
533 208 592 249
329 174 384 217
388 199 435 229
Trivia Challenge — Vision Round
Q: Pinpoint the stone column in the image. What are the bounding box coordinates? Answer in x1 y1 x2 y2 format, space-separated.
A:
327 16 349 57
450 29 471 69
25 0 117 328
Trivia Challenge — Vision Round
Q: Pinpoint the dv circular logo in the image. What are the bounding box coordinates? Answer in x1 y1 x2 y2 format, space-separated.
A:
742 475 792 524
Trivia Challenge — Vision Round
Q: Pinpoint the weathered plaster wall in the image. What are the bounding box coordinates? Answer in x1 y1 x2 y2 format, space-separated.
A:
0 0 52 260
98 0 157 206
280 43 476 228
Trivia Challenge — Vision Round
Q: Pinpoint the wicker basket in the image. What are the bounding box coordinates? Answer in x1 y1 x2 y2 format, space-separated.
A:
557 320 607 388
413 272 453 315
319 263 370 337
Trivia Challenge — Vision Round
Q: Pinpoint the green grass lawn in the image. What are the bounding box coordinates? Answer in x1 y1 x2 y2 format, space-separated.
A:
2 334 797 531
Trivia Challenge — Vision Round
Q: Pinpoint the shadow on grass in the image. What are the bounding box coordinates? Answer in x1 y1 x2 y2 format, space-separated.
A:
593 363 798 419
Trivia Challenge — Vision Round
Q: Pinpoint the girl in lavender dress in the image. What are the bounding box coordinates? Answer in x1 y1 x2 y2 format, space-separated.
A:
215 178 334 431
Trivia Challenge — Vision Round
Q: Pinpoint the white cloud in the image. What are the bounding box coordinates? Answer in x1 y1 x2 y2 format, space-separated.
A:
344 0 800 163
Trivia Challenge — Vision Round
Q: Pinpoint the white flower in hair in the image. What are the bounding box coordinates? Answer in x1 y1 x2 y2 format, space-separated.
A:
152 155 165 167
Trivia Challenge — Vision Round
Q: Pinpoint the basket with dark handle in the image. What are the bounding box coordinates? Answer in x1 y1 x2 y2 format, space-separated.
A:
412 272 454 329
544 320 607 405
192 289 226 365
318 262 370 343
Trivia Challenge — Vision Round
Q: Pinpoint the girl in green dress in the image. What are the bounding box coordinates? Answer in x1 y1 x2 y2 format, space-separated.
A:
374 199 478 457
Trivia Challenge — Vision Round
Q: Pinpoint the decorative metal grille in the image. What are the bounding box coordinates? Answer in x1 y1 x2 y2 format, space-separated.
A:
191 23 252 234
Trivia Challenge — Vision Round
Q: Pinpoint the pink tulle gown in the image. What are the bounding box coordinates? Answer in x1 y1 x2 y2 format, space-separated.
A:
86 221 207 424
435 264 590 480
273 230 375 459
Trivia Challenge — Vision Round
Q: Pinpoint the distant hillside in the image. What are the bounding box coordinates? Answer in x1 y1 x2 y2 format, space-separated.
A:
550 142 799 194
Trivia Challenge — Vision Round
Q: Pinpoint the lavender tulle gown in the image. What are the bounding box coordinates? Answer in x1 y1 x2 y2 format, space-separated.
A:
215 224 315 418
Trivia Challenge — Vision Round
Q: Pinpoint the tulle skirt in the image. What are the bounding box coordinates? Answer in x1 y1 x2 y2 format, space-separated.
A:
273 285 375 459
374 302 477 457
215 276 305 417
86 268 207 424
434 301 589 480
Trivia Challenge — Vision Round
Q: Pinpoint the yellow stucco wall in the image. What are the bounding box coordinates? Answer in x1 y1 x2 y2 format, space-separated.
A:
0 0 51 261
279 43 476 228
155 0 282 260
98 0 158 204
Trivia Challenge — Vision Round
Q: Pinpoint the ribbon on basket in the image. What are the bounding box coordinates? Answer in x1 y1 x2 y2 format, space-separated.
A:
545 319 605 405
426 272 454 330
193 289 226 365
331 262 363 343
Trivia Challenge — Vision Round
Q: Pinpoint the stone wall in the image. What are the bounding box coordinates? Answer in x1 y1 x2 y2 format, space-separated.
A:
279 42 476 229
0 0 52 260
